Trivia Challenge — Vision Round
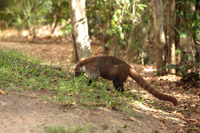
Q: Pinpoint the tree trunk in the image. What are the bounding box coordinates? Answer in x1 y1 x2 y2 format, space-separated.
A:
114 37 120 57
168 0 176 73
152 0 167 75
68 0 91 62
51 15 60 34
175 0 181 69
195 0 200 60
126 1 136 62
189 3 198 65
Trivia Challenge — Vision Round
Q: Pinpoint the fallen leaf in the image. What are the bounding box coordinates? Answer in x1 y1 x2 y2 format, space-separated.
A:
44 89 49 92
159 118 166 123
160 123 164 127
18 118 23 124
184 115 190 119
92 111 103 115
63 109 67 112
69 104 77 108
185 118 197 124
127 117 136 121
122 124 127 128
79 110 82 115
117 130 123 133
0 89 6 95
29 95 36 98
43 126 48 129
111 106 118 111
101 124 109 130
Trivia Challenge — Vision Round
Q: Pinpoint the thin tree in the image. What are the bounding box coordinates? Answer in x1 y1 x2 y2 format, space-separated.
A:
152 0 167 75
68 0 91 62
168 0 176 73
175 0 181 69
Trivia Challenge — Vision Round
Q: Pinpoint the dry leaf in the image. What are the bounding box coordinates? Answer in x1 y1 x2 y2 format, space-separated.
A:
0 89 6 95
18 118 23 124
186 118 197 124
92 111 103 115
63 109 67 112
160 123 164 127
159 118 166 123
128 117 136 121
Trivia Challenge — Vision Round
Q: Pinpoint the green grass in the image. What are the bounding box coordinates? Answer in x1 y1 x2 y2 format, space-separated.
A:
44 125 93 133
0 48 138 111
45 125 66 133
0 48 71 91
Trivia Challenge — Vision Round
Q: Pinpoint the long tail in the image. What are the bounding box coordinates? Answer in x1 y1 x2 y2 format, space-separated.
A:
129 68 178 106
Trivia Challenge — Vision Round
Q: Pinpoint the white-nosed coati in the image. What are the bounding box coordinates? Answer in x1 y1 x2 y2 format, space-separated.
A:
74 56 178 106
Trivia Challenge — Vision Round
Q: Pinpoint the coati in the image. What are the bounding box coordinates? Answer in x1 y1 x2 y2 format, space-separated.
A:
74 55 178 106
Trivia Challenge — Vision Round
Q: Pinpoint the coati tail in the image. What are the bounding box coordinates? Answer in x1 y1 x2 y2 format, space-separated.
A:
129 68 178 106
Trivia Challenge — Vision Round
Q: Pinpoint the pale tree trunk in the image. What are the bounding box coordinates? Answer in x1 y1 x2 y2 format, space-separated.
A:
188 3 198 71
114 38 120 57
126 0 136 62
175 0 181 69
68 0 91 62
51 15 60 34
152 0 167 75
168 0 176 73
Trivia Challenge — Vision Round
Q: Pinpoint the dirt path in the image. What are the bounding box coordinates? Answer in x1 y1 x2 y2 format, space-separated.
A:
0 90 183 133
0 41 193 132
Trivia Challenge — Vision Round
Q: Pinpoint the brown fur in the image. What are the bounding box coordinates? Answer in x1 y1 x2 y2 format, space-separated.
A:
74 55 178 106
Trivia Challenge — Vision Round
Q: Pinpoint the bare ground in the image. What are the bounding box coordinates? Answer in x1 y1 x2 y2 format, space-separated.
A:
0 90 183 133
0 41 198 133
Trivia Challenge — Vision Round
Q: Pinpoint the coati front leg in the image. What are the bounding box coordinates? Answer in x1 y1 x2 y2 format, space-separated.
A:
88 78 98 86
88 79 93 86
87 75 98 86
113 77 125 92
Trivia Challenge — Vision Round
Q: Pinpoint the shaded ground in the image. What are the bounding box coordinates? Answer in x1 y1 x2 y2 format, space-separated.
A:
0 41 200 133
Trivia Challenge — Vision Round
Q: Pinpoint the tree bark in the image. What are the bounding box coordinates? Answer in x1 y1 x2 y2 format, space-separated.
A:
175 0 181 69
168 0 176 73
51 15 60 34
126 1 136 62
152 0 167 75
68 0 91 62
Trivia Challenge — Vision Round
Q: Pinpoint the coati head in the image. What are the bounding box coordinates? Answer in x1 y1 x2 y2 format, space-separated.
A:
74 62 86 77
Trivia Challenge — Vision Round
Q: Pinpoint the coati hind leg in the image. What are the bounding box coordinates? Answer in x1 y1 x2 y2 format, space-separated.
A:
113 77 126 92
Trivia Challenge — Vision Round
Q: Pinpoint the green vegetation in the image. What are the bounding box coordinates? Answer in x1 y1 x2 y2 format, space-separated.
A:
1 0 199 65
44 125 93 133
87 0 150 56
0 48 71 91
0 48 143 111
0 0 69 35
45 125 66 133
159 62 200 84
